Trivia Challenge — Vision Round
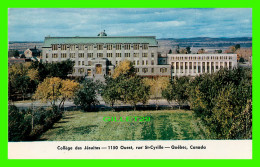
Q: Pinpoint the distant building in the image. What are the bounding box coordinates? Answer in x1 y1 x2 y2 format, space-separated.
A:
41 31 237 80
24 46 41 58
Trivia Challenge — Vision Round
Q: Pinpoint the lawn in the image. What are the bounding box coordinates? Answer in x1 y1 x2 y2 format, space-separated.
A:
39 110 210 141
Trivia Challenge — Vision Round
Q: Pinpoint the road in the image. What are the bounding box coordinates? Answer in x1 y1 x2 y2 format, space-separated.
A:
11 98 180 111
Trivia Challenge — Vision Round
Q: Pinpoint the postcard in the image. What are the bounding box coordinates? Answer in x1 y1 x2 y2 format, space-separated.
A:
7 8 252 159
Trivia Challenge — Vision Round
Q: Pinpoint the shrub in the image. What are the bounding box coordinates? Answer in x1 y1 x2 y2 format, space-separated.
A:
8 105 63 141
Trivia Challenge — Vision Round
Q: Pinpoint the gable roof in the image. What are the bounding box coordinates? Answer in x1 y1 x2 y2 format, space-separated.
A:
43 36 158 47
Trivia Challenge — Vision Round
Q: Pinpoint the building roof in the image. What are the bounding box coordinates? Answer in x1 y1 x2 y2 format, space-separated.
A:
43 36 158 47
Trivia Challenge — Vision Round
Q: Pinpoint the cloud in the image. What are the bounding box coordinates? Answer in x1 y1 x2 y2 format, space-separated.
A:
8 8 252 41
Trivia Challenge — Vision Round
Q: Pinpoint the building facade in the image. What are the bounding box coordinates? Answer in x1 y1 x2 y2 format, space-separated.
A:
167 54 237 77
41 32 237 80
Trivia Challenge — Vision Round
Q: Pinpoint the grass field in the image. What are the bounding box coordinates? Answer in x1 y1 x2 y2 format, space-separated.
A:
39 110 211 141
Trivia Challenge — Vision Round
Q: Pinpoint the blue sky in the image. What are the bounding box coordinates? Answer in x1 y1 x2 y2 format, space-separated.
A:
8 8 252 41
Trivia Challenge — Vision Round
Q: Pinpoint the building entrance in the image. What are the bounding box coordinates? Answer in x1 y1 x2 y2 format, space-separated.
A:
96 64 102 74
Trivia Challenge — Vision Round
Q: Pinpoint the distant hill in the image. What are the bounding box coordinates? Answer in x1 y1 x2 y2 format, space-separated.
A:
8 37 252 53
157 37 252 48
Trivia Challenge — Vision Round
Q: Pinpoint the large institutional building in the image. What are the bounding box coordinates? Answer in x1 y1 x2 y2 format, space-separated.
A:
42 31 237 79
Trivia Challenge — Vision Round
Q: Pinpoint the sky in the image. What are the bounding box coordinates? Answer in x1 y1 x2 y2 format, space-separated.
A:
8 8 252 41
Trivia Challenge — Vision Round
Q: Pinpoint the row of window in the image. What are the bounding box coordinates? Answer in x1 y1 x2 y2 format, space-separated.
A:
169 55 234 61
173 65 233 74
51 44 149 51
172 62 233 70
172 62 233 67
74 67 168 75
47 52 154 58
134 60 155 66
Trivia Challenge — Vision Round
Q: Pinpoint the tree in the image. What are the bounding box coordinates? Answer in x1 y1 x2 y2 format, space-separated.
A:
8 50 19 57
13 75 30 101
74 79 101 112
125 76 150 110
239 57 245 63
101 76 120 109
187 68 252 139
59 79 80 108
186 46 191 54
8 63 35 100
162 76 190 109
33 77 63 105
179 48 188 54
235 44 240 50
229 99 252 139
106 60 150 110
33 77 79 108
29 59 75 81
175 45 180 54
144 77 169 109
112 60 135 78
197 48 205 54
214 50 222 54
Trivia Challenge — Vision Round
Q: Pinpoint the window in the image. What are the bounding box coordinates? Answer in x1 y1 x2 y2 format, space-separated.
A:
146 60 148 65
116 53 121 57
125 53 130 57
61 53 67 58
78 45 84 50
107 53 113 58
137 60 139 65
52 53 58 58
107 44 113 50
88 61 92 66
134 53 139 57
78 68 84 74
82 61 85 66
142 68 148 73
61 44 67 50
160 68 167 73
70 53 75 58
133 44 139 50
142 53 148 57
125 44 131 50
116 44 121 50
97 53 103 58
87 53 93 58
151 68 154 73
52 45 58 50
142 60 144 65
135 68 139 72
78 53 84 58
46 53 48 58
151 53 154 57
78 61 81 66
142 44 148 50
87 45 93 50
69 45 76 51
151 60 154 65
97 44 103 50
